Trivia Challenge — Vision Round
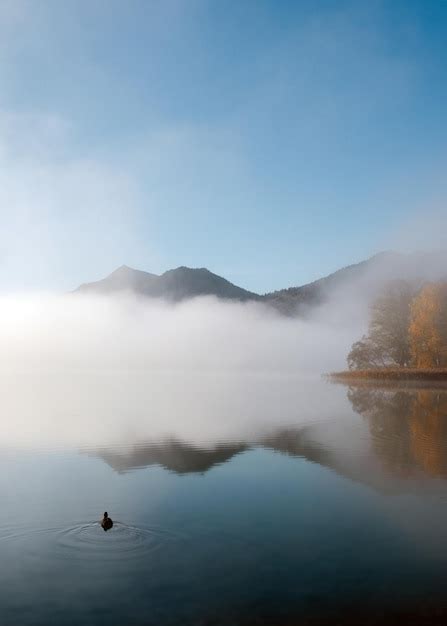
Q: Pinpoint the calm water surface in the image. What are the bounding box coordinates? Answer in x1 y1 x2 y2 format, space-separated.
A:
2 375 447 624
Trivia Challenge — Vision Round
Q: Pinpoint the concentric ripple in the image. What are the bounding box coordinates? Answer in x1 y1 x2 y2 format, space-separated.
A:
55 522 181 561
0 521 184 563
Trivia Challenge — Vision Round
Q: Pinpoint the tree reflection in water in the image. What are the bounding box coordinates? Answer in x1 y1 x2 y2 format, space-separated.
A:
347 385 447 478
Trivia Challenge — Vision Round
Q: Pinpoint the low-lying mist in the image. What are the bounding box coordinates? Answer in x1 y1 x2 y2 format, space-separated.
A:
3 248 447 451
0 293 355 373
0 293 356 449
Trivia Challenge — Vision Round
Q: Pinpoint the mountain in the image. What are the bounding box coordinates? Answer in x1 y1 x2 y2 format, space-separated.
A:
262 251 393 315
264 250 447 315
74 250 447 315
76 264 260 303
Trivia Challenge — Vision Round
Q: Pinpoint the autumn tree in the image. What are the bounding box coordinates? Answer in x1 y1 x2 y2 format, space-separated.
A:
368 280 414 367
409 282 447 367
347 336 386 370
347 280 414 369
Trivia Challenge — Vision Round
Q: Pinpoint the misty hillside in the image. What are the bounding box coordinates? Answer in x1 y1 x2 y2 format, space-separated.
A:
75 251 447 315
76 264 260 302
264 250 447 315
262 255 382 315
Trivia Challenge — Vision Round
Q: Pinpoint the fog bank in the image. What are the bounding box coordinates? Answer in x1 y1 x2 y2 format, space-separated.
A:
0 293 355 449
0 293 354 374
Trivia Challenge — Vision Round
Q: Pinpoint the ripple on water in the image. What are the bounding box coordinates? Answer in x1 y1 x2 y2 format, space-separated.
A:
56 522 180 561
0 521 183 563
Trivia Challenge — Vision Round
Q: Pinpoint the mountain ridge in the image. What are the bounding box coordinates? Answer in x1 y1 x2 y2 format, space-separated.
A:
76 264 260 302
74 250 447 315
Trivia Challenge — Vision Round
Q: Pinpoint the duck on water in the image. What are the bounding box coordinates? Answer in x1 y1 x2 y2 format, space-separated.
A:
101 512 113 531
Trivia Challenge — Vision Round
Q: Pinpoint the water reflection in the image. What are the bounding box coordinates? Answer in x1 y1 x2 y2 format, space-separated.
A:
348 386 447 479
85 384 447 494
3 379 447 624
90 440 248 474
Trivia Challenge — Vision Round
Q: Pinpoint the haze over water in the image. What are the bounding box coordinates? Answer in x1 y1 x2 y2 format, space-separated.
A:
3 368 447 625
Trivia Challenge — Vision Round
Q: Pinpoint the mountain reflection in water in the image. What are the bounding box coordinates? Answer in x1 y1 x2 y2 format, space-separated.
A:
91 440 249 474
3 380 447 625
87 385 447 492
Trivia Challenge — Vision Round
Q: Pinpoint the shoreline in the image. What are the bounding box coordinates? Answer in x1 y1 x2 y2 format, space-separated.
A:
327 368 447 389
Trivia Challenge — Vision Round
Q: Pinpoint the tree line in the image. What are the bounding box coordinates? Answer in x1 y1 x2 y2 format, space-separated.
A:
348 280 447 370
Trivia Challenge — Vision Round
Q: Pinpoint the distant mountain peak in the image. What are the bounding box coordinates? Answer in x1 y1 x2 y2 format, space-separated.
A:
75 263 258 302
162 266 211 275
75 250 447 315
108 264 155 276
108 264 138 276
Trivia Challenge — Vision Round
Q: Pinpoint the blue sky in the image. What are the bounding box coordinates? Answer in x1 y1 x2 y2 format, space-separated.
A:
0 0 446 293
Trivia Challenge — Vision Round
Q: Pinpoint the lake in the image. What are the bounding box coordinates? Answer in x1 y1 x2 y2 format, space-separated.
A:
2 373 447 625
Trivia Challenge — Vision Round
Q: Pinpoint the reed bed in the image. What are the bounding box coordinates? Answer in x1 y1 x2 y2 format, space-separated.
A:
329 368 447 384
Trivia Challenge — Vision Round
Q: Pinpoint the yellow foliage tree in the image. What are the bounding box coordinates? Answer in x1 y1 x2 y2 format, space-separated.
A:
409 283 447 367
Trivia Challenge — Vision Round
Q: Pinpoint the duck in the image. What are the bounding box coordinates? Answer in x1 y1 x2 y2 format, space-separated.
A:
101 511 113 531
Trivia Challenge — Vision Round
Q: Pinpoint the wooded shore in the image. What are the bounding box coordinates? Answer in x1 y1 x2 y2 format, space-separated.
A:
330 368 447 383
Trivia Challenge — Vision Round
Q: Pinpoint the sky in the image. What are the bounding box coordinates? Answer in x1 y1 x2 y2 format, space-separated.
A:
0 0 446 294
